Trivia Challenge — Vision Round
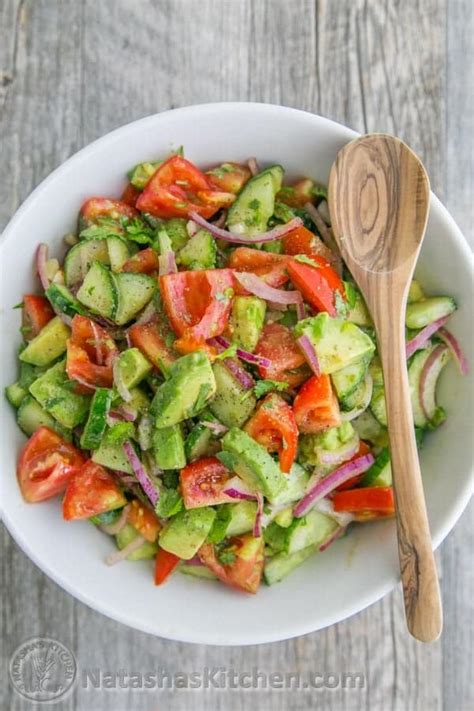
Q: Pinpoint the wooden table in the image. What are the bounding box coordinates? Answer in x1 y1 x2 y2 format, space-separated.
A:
1 2 472 709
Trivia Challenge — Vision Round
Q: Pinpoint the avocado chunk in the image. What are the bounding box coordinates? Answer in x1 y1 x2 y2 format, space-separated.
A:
295 313 375 374
219 428 286 503
117 348 153 390
92 441 133 473
159 507 216 560
5 381 28 408
299 422 356 469
151 351 216 428
270 462 310 506
153 424 186 470
209 362 256 428
116 524 158 560
230 296 266 352
29 360 91 429
162 218 189 251
227 165 284 236
264 546 315 585
19 317 70 367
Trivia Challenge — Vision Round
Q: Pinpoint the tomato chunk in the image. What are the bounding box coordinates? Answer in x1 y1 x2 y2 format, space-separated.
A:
122 247 160 274
228 247 290 288
22 294 54 340
66 315 118 389
198 534 265 594
293 374 341 433
129 320 176 374
127 499 161 541
206 162 252 194
254 323 310 388
287 257 344 316
278 178 315 208
154 548 181 585
18 427 85 503
136 156 232 220
180 457 231 509
244 394 298 473
63 461 127 520
80 197 138 225
332 487 395 521
160 269 234 353
120 182 141 208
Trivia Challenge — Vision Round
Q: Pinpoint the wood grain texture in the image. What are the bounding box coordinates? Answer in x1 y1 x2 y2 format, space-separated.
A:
329 135 442 642
0 1 472 709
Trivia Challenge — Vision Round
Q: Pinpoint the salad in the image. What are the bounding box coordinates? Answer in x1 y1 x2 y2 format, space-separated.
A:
6 152 468 594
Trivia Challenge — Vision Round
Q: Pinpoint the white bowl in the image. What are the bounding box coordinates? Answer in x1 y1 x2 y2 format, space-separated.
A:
1 103 473 645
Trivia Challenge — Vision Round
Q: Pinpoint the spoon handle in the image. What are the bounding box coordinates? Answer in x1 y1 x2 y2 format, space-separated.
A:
374 305 443 642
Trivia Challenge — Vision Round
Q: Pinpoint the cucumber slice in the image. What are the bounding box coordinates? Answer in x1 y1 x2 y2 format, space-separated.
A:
370 388 387 426
410 344 450 429
5 382 28 408
177 229 216 270
180 565 217 580
116 524 158 560
264 546 315 585
331 356 370 402
408 348 433 427
64 239 109 287
80 388 113 450
407 279 425 303
107 236 130 271
352 409 389 448
77 262 118 319
361 447 391 487
112 272 155 325
227 165 284 236
45 283 86 319
17 395 71 439
128 161 159 190
405 296 456 329
185 414 222 462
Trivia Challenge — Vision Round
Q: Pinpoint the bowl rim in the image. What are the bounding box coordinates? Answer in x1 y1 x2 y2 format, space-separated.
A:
1 102 473 645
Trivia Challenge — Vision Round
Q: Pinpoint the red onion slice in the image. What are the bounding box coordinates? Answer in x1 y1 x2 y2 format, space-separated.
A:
438 327 469 375
52 309 73 327
296 300 306 321
234 271 303 306
247 157 259 176
185 555 205 567
296 334 320 375
406 315 450 358
123 441 159 507
189 211 302 244
99 504 130 536
113 356 132 403
208 338 255 390
201 421 229 435
70 374 97 391
318 435 360 466
106 534 146 566
222 476 258 501
212 334 271 368
158 250 178 277
294 453 375 517
36 243 50 290
319 525 347 552
253 493 264 537
135 301 157 326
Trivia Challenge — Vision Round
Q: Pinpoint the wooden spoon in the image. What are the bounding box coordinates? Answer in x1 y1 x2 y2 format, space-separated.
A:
328 134 442 642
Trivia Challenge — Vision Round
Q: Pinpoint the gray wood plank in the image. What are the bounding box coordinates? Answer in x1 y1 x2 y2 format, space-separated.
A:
1 1 472 710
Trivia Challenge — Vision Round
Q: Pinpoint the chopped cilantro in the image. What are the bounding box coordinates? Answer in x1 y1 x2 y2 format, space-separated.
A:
294 254 319 267
214 343 238 361
311 184 328 200
343 281 358 310
216 542 237 566
249 198 261 210
13 301 24 309
253 379 289 398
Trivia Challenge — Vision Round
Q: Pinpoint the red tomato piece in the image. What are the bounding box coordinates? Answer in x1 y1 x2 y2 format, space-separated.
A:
66 315 118 390
127 499 161 541
160 269 235 353
120 182 141 208
206 162 252 194
335 441 372 491
129 320 176 374
154 548 181 585
22 295 54 340
198 534 265 594
287 257 345 316
80 197 138 225
228 247 290 288
63 461 127 520
17 427 85 503
332 487 395 521
277 178 315 208
244 394 298 473
254 323 310 388
180 457 231 509
136 156 230 220
293 374 341 433
121 247 160 274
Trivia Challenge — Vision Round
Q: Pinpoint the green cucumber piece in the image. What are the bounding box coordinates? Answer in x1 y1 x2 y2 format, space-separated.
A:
331 355 371 402
177 229 216 270
159 508 216 560
19 317 70 367
405 296 456 329
17 395 71 439
227 165 284 236
407 279 425 303
408 344 450 428
128 161 159 189
77 261 118 319
361 447 392 487
64 239 109 287
80 388 113 450
6 382 28 408
209 362 256 428
230 296 266 353
107 236 130 271
116 524 158 560
45 283 86 319
270 462 310 506
351 410 389 448
185 413 222 462
112 272 155 325
264 546 315 585
180 564 217 580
